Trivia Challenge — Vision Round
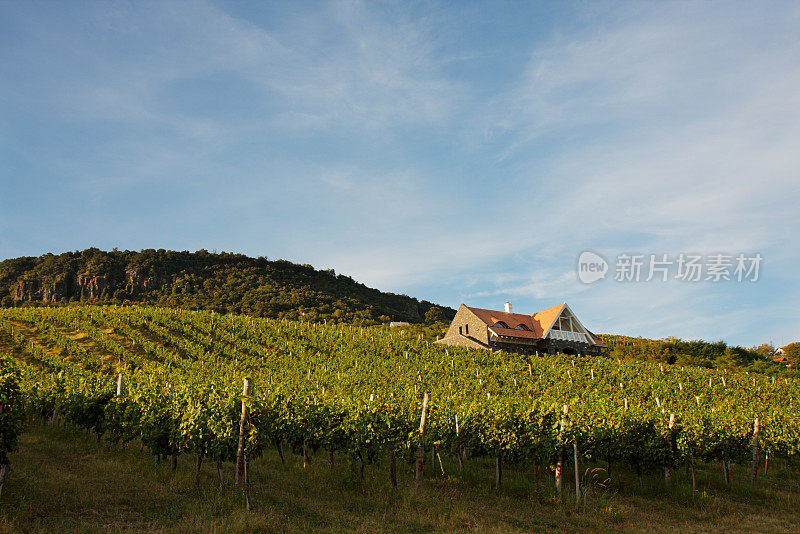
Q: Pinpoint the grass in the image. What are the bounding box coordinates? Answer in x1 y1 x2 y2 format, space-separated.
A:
1 424 799 533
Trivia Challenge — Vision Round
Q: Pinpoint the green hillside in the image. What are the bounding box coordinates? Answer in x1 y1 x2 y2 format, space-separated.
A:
599 334 796 378
0 248 454 326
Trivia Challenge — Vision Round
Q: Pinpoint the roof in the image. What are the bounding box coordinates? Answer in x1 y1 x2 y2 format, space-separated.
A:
465 306 543 335
464 303 603 347
489 326 541 339
587 331 607 349
532 304 566 338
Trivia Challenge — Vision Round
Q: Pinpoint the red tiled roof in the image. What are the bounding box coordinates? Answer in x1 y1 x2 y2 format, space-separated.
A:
466 304 567 339
465 303 603 347
489 326 541 339
466 306 541 335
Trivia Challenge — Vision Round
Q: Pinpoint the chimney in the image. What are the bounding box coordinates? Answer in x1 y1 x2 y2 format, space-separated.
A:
504 302 512 314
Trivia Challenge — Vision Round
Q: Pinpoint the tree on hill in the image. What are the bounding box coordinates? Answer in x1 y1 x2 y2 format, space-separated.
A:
750 343 777 358
424 306 448 323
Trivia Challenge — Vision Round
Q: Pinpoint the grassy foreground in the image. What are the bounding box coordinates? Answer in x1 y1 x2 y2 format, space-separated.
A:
1 424 798 533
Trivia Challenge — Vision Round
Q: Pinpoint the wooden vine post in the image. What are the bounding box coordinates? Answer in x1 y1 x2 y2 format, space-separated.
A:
455 414 463 472
116 373 124 397
495 452 502 490
751 418 759 487
556 404 569 494
573 441 580 505
665 413 675 487
390 443 397 489
235 377 253 488
415 392 430 491
722 456 730 485
0 459 7 499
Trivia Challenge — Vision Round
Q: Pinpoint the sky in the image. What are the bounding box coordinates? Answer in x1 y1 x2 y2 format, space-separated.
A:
1 0 799 348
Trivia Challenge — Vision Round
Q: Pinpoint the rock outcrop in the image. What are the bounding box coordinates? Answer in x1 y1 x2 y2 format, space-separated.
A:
13 274 73 302
125 268 162 292
12 269 164 303
76 273 110 299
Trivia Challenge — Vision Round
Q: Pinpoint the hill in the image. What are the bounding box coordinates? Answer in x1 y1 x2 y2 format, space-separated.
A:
0 248 454 325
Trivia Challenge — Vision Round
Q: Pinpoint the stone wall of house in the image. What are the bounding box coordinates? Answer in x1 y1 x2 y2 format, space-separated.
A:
444 305 489 344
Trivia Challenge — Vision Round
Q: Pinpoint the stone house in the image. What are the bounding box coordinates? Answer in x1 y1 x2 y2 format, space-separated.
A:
434 302 605 356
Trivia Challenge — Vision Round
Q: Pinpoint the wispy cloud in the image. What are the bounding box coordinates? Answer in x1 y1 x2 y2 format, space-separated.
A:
74 1 457 132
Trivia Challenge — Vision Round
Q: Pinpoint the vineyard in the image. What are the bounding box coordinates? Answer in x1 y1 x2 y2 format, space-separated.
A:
0 305 799 527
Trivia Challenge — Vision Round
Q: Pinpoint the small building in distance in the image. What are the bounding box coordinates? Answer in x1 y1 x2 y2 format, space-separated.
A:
434 302 605 357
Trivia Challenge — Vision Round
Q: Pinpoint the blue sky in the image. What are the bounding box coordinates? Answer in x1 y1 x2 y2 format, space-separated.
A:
1 1 799 347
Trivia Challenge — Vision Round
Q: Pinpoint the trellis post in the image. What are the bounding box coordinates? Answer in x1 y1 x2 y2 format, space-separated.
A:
415 392 430 490
665 413 675 486
235 377 253 487
751 418 759 487
573 442 580 505
556 404 569 494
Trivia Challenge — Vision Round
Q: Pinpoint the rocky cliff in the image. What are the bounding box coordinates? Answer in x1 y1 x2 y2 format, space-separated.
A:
11 269 163 303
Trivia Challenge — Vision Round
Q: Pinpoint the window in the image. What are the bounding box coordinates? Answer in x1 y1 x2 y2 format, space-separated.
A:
465 324 469 335
515 324 530 331
459 326 463 335
491 321 509 328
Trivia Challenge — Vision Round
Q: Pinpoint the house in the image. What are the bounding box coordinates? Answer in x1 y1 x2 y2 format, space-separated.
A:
773 347 789 364
434 302 605 357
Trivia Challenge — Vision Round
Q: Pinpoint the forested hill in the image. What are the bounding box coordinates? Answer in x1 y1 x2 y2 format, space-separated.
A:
0 248 455 325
